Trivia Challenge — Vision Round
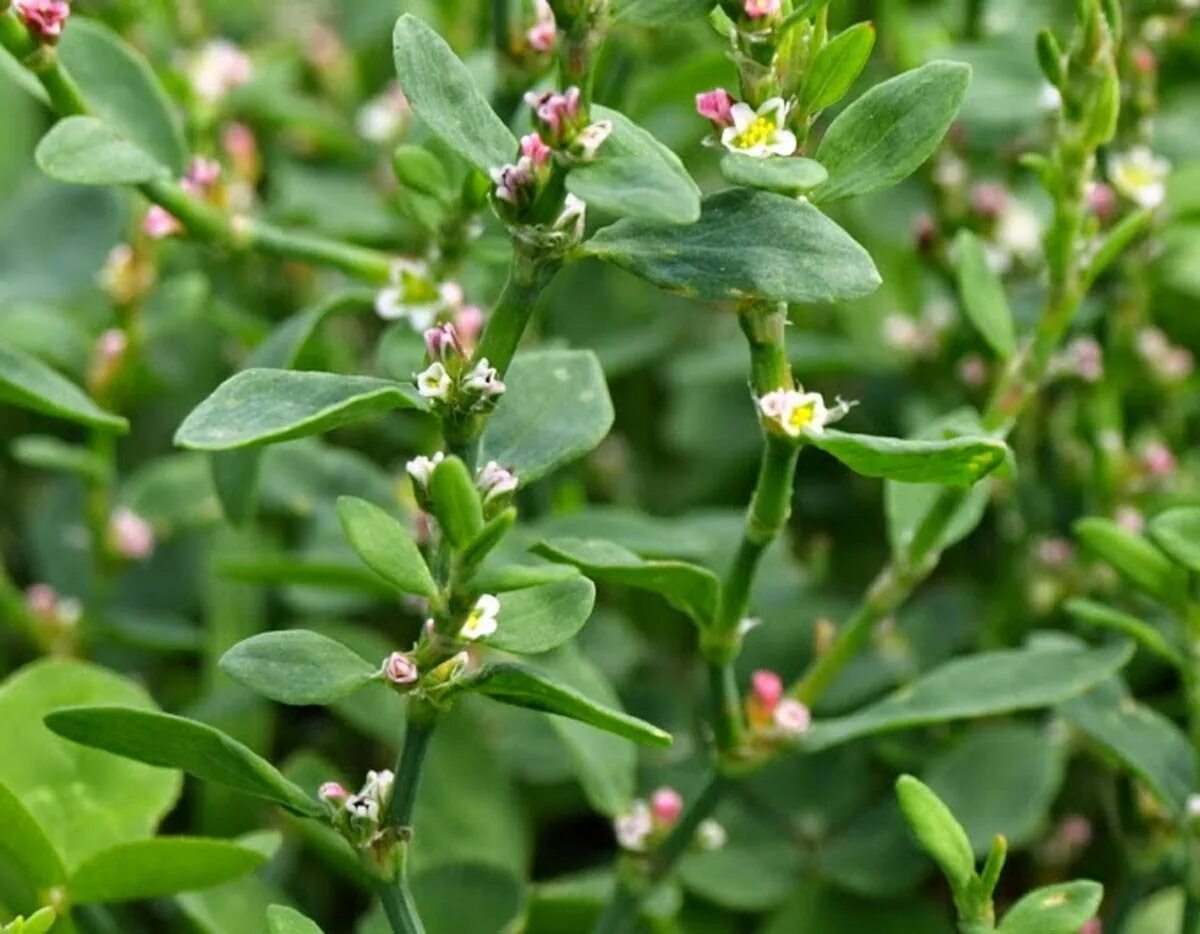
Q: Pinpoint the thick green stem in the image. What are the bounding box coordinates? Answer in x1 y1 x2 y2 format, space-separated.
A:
471 244 559 377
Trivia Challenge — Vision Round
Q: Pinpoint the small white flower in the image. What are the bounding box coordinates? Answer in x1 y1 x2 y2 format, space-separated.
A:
614 800 653 851
375 259 444 329
1110 146 1171 210
696 819 727 851
1039 83 1062 111
406 452 445 488
993 200 1043 268
363 769 394 805
345 794 379 822
476 461 519 504
460 594 500 641
553 193 588 234
757 389 829 438
462 359 506 399
356 85 410 142
573 120 613 161
772 699 812 737
416 362 453 401
1188 794 1200 820
189 39 253 104
721 98 797 158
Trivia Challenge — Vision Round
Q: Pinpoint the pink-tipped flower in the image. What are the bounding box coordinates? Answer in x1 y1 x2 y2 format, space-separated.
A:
182 156 221 196
772 699 812 737
490 159 537 206
424 322 463 363
743 0 781 18
1067 336 1104 383
1086 182 1117 221
1132 44 1157 75
1079 918 1102 934
1057 814 1093 849
108 508 155 561
695 89 735 128
970 182 1009 220
143 205 182 240
1141 441 1176 478
476 460 519 505
912 212 938 252
455 305 485 350
96 328 128 366
223 122 257 164
527 20 557 52
958 353 988 388
651 787 684 826
25 583 58 620
383 651 419 685
526 88 583 140
319 781 349 804
521 132 553 169
1115 505 1145 534
751 670 783 711
1037 537 1074 568
14 0 70 42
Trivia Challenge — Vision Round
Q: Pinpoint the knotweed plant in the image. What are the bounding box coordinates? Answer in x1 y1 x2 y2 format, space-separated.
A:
0 0 1193 932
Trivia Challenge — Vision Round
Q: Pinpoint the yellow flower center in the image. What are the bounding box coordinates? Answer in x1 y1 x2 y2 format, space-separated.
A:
788 402 816 431
1116 164 1154 189
735 116 776 150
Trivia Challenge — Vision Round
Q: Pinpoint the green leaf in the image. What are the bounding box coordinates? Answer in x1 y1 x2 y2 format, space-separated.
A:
0 780 66 893
1 908 56 934
336 496 438 598
220 630 379 706
175 369 419 451
489 577 597 654
583 188 880 304
894 776 975 895
0 660 181 872
44 706 321 817
1059 678 1196 817
801 22 876 113
1064 598 1182 666
216 556 394 594
268 905 325 934
10 434 110 482
566 107 701 225
719 153 829 194
58 18 187 173
412 863 524 934
1148 506 1200 574
611 0 712 24
36 116 169 185
533 537 719 624
813 61 971 202
467 663 671 747
804 641 1133 751
953 231 1016 359
1074 517 1189 605
996 881 1103 934
392 15 516 173
68 837 272 904
0 345 127 432
478 350 614 485
429 456 485 549
809 430 1007 486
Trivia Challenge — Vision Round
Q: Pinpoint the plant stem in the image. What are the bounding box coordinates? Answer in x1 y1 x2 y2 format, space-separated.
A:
0 13 395 283
377 708 437 934
472 243 559 378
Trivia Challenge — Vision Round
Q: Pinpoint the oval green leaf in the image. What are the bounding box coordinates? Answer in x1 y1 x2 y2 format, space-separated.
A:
268 905 325 934
220 630 379 706
0 345 127 432
429 456 485 550
489 577 597 654
719 153 829 194
36 116 169 186
801 22 876 113
810 430 1008 486
1074 517 1189 606
336 496 438 599
996 881 1103 934
175 369 419 451
894 775 974 896
954 230 1016 359
1148 506 1200 575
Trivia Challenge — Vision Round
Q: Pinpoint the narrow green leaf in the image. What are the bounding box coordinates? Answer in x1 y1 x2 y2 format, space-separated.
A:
220 630 379 706
801 22 876 113
953 231 1016 359
1064 599 1182 666
216 556 394 594
478 350 614 485
1148 506 1200 575
461 508 518 571
175 369 419 451
996 881 1103 934
36 116 169 185
10 435 110 482
611 0 712 24
58 19 187 173
429 456 485 549
1059 678 1196 817
534 537 719 625
68 837 271 904
336 496 438 598
490 578 597 654
467 663 671 747
583 188 881 304
1 908 56 934
392 15 516 173
1074 517 1189 605
895 776 975 896
0 780 66 892
0 346 127 432
567 107 701 225
809 430 1007 486
44 707 322 817
804 641 1133 751
268 905 325 934
719 153 828 194
1084 208 1153 287
814 61 971 202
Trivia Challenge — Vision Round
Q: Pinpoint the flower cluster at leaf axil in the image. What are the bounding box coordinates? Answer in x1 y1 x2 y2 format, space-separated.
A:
745 670 811 743
414 322 506 416
375 593 499 698
408 452 519 518
757 387 853 440
697 92 797 158
13 0 70 42
143 157 224 240
614 787 726 854
319 770 394 849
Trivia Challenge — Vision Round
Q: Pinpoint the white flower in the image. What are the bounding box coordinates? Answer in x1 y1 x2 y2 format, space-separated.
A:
363 769 394 805
345 794 379 822
462 359 506 399
614 800 653 851
460 594 500 641
1110 146 1170 210
1039 83 1062 111
375 259 444 329
554 193 588 234
772 699 812 737
416 362 453 401
992 200 1043 269
189 40 253 104
356 85 410 142
476 461 519 504
721 98 797 158
573 120 613 161
406 452 445 488
757 389 829 438
696 819 727 851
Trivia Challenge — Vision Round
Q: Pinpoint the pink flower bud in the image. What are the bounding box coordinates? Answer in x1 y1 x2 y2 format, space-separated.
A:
743 0 781 18
1058 814 1092 848
520 132 552 168
184 156 222 194
970 182 1009 220
750 670 783 711
383 651 419 685
25 583 58 620
424 322 462 362
1086 182 1117 221
650 787 683 825
143 205 182 240
108 508 155 561
527 20 557 52
1115 505 1145 534
695 89 735 128
319 781 348 803
455 305 485 349
773 699 812 736
1132 44 1156 75
14 0 71 42
1141 441 1176 478
957 353 988 388
1037 537 1074 567
1080 919 1102 934
912 212 937 251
